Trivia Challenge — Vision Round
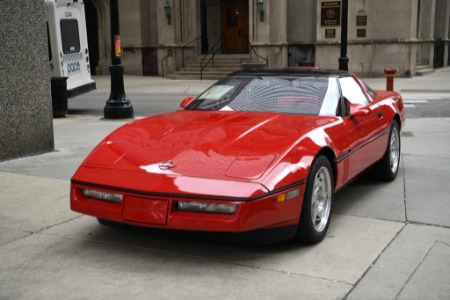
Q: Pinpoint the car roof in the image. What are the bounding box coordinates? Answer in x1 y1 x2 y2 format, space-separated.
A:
228 68 352 78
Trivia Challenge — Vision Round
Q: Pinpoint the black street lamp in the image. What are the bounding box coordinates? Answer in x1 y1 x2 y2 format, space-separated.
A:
104 0 133 119
338 0 349 71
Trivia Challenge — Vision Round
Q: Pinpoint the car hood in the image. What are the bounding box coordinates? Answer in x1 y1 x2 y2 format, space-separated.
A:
77 111 335 192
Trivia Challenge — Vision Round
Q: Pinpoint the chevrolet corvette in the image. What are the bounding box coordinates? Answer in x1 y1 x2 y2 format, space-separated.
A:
71 68 405 243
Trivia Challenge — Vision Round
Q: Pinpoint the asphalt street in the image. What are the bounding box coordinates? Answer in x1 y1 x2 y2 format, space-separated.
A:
1 68 450 299
68 77 450 119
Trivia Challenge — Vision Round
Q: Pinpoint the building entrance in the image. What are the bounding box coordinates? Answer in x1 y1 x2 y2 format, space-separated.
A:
221 2 249 53
200 0 249 55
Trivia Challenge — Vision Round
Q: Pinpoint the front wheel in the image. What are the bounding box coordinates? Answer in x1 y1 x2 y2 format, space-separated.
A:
295 156 334 244
97 218 124 228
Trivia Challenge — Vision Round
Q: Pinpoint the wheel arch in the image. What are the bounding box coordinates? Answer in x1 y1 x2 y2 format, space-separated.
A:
393 113 401 129
315 147 337 186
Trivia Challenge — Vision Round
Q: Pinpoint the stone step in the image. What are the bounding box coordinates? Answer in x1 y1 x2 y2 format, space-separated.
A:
166 73 228 80
166 54 250 80
182 66 241 72
415 65 435 76
187 62 244 67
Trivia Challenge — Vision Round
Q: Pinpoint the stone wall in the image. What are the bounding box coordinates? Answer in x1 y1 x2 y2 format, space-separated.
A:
0 0 54 161
315 0 426 76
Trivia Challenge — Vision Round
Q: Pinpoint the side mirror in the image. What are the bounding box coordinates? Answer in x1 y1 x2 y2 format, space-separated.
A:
350 103 371 117
180 96 196 109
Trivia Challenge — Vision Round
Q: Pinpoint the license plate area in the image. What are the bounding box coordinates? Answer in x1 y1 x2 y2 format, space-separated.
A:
122 196 168 225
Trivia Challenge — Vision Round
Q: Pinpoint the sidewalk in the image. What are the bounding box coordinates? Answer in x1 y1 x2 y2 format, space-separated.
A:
363 67 450 92
0 68 449 299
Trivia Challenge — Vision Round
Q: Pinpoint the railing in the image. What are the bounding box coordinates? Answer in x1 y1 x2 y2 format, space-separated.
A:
200 37 224 81
287 44 315 67
248 42 268 68
142 47 158 76
161 37 200 78
433 40 444 68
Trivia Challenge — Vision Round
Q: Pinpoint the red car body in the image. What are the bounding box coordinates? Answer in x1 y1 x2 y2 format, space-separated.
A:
71 69 405 243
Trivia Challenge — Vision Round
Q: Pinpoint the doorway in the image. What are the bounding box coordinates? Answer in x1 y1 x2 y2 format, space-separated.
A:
84 0 99 75
221 1 249 54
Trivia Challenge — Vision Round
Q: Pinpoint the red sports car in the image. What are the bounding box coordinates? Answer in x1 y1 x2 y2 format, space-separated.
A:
71 69 405 243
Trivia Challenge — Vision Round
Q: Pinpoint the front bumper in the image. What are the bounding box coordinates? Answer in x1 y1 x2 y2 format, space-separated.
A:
70 181 305 234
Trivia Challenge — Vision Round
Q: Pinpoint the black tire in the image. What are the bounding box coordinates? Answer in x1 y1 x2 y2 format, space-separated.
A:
295 155 334 244
97 218 124 228
374 121 401 181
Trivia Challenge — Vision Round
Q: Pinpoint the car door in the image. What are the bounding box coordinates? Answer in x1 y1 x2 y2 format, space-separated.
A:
338 76 386 179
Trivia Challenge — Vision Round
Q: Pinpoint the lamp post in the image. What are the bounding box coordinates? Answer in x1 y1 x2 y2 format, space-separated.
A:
338 0 349 71
104 0 133 119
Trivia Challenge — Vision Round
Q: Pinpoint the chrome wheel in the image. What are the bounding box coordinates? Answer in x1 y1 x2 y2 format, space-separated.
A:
389 126 400 174
374 121 401 181
311 166 332 232
296 155 334 244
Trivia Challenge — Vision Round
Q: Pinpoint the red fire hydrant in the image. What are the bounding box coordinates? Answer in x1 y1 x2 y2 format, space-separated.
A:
384 67 397 91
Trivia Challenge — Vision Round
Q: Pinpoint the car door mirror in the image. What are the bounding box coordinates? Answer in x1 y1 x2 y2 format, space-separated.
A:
350 103 371 117
180 97 196 109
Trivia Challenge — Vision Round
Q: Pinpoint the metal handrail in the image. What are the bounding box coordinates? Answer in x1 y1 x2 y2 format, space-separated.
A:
248 42 268 67
161 37 200 78
200 37 224 81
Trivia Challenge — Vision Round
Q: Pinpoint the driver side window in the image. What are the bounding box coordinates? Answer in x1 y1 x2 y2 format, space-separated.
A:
339 77 370 106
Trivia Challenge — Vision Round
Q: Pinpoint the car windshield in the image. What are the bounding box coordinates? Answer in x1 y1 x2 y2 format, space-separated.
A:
186 76 340 116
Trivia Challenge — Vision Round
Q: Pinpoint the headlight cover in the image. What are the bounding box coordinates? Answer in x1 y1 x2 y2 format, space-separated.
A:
177 201 237 214
82 189 123 204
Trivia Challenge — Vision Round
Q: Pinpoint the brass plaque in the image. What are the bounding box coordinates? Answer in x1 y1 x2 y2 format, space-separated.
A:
357 28 366 38
356 15 367 26
321 1 341 26
325 29 336 38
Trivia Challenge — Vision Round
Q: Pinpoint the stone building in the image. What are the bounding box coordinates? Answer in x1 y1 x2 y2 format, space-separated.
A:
86 0 450 78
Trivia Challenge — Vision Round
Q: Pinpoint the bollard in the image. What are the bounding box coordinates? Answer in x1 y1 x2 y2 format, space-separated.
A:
51 77 68 118
384 67 397 91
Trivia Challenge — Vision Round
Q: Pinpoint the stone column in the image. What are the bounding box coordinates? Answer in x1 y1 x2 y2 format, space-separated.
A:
0 0 54 161
251 0 288 68
158 0 176 76
269 0 288 68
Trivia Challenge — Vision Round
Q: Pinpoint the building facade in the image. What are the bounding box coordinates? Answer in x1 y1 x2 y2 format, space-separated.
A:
85 0 450 77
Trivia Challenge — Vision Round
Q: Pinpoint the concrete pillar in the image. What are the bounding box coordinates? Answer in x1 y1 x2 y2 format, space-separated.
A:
0 1 54 161
269 0 288 68
252 0 288 68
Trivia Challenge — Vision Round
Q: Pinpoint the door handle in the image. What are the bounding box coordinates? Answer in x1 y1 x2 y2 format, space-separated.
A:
377 111 383 118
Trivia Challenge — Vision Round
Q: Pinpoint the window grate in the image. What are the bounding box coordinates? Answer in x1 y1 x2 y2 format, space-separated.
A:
288 44 315 67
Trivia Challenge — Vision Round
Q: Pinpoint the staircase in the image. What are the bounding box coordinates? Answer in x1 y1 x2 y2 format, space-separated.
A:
415 65 435 76
166 54 250 80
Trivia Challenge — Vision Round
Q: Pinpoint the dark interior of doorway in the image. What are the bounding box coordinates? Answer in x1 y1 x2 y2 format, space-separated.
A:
84 0 99 75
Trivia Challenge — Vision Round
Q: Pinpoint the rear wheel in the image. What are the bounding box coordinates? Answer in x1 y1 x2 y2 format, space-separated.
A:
295 155 334 244
374 121 401 181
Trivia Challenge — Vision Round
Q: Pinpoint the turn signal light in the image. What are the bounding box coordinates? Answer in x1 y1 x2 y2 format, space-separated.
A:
277 188 301 202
